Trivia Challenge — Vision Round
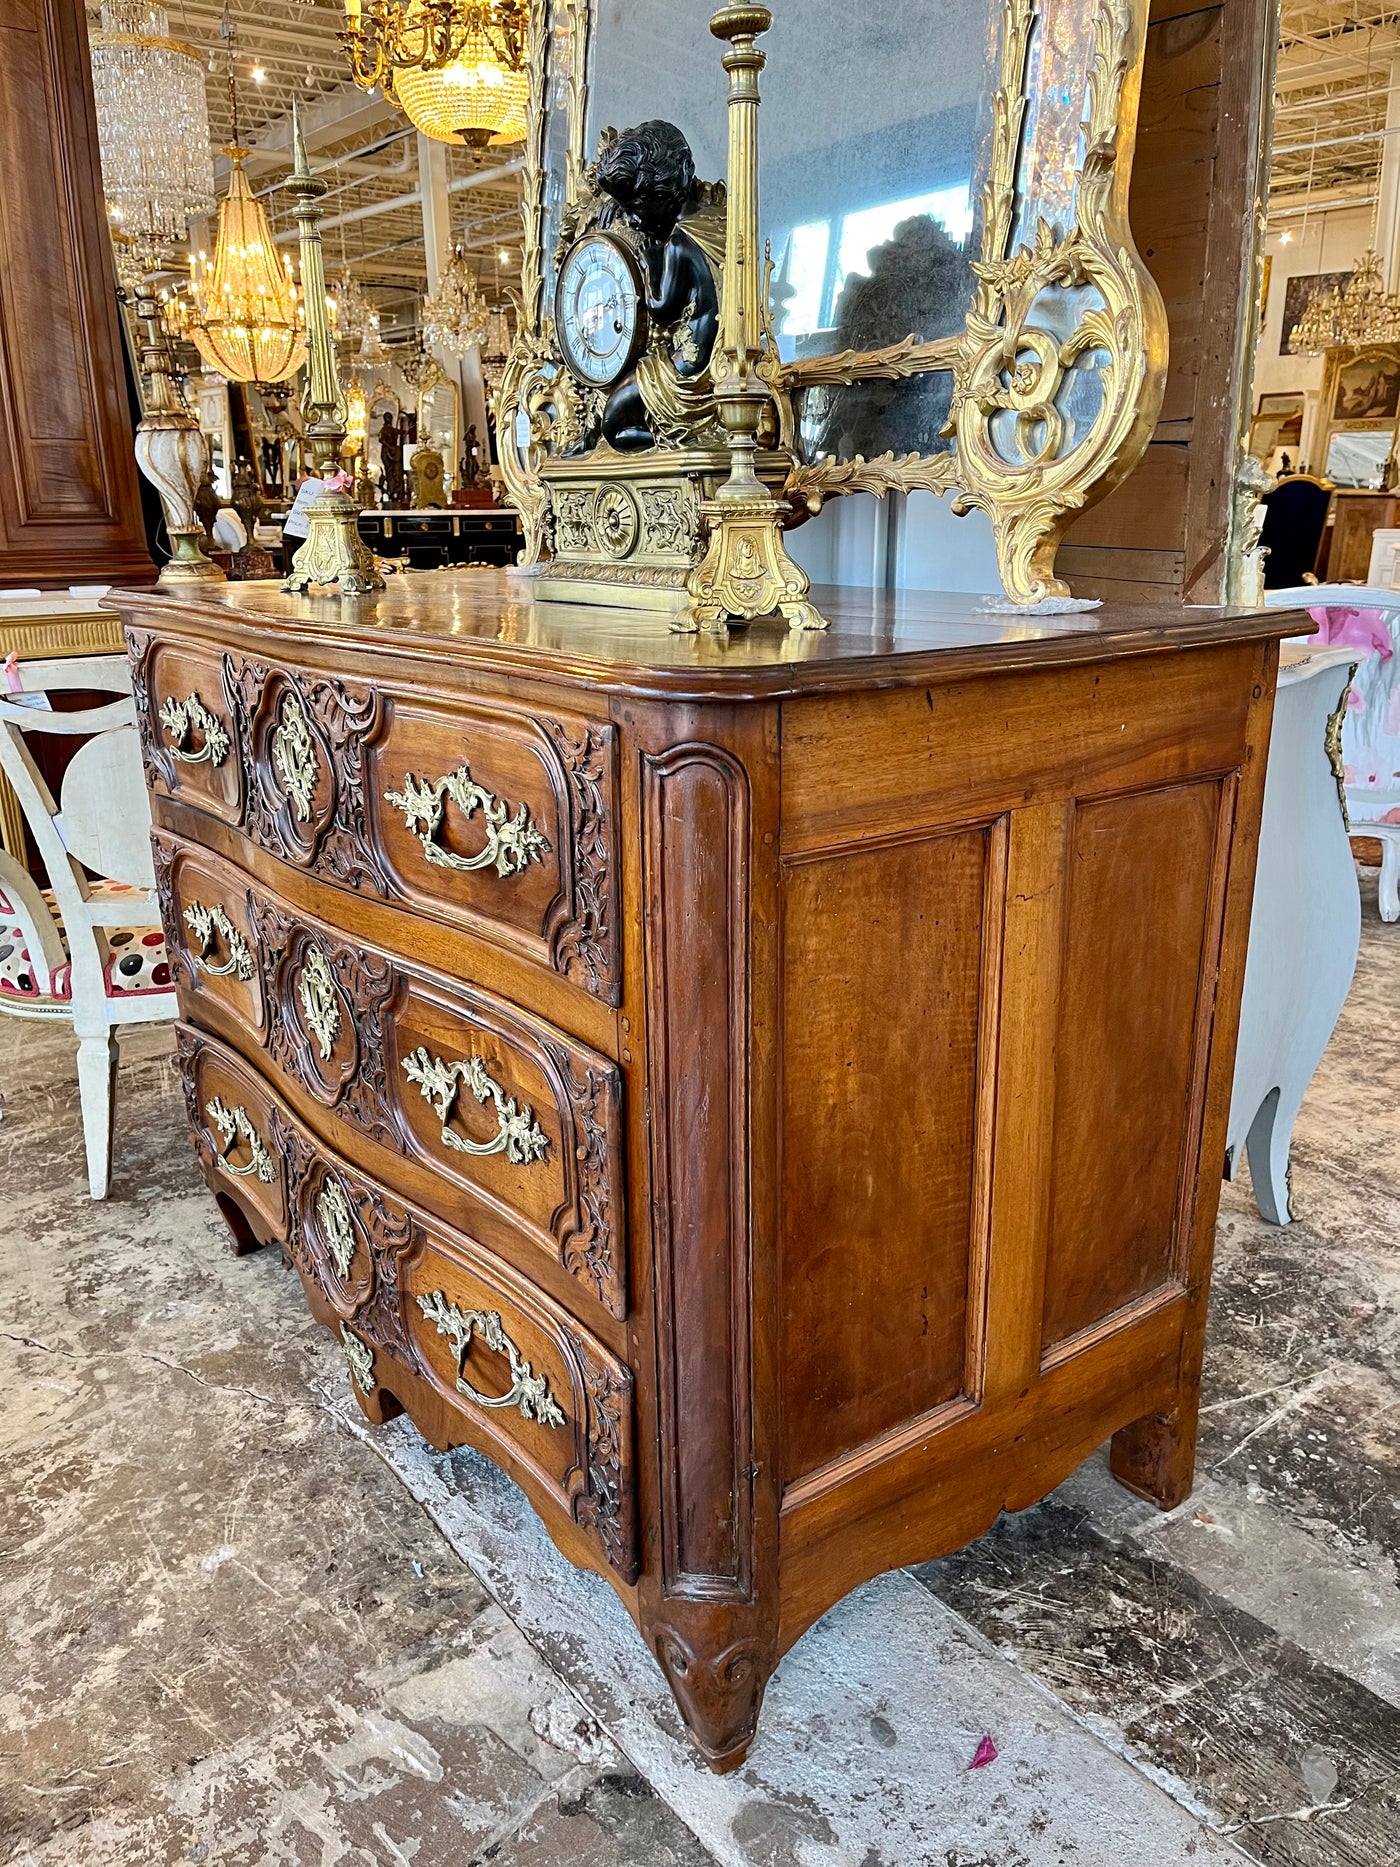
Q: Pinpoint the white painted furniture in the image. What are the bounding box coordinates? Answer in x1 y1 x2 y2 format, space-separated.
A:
0 655 176 1197
1227 645 1360 1224
1266 584 1400 921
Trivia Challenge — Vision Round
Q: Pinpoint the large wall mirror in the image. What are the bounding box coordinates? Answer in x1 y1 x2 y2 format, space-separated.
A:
503 0 1166 603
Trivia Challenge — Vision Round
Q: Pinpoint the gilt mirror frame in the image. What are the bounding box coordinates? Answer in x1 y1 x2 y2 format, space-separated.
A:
497 0 1167 604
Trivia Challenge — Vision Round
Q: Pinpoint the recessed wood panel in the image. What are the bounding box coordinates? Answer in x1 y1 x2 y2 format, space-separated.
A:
780 829 991 1485
1041 780 1222 1351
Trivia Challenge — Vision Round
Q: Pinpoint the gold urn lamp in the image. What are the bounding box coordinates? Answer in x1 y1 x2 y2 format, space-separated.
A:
525 3 822 631
281 105 384 598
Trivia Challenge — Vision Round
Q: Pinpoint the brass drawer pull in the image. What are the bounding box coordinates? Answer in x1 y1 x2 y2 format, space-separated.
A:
184 902 255 982
402 1047 549 1166
272 691 318 823
159 693 230 767
205 1096 277 1184
417 1292 566 1427
383 765 551 879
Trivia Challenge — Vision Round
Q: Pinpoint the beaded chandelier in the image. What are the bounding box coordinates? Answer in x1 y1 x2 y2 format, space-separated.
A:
341 0 530 147
177 150 307 384
89 1 215 253
1290 248 1400 356
421 244 491 354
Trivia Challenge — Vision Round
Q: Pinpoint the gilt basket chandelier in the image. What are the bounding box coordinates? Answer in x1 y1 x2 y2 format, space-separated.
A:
89 1 216 254
340 0 530 146
174 149 307 385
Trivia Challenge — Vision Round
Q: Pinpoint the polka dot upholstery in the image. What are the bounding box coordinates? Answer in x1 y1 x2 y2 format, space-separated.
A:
0 881 169 1007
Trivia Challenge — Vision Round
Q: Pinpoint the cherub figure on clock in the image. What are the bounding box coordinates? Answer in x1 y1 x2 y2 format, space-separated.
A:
554 120 727 452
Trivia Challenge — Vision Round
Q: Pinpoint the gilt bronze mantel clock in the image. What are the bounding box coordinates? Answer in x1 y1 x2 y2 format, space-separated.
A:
524 6 822 631
498 0 1168 612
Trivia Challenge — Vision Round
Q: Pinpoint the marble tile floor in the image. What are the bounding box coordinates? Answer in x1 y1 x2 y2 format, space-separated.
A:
1 878 1396 1867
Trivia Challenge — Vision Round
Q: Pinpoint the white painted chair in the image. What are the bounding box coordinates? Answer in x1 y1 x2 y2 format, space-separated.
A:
1265 584 1400 922
1226 646 1361 1224
0 655 176 1197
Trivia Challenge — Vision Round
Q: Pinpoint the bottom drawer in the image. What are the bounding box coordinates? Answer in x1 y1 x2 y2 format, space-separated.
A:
175 1023 638 1584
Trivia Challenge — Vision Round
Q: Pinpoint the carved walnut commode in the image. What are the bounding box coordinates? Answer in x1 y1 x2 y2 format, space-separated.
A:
115 570 1298 1770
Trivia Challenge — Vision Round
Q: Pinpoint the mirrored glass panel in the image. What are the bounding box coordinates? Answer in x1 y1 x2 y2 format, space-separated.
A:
585 0 1001 378
1325 429 1393 489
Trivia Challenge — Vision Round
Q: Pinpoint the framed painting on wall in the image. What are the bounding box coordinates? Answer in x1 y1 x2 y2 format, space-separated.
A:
1332 349 1400 422
1248 390 1304 461
1280 270 1350 354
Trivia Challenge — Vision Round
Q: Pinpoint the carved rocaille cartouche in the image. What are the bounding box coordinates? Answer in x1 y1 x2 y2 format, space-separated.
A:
119 569 1296 1769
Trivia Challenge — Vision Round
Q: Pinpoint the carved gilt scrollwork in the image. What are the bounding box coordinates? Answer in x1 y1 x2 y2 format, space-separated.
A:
501 0 1164 604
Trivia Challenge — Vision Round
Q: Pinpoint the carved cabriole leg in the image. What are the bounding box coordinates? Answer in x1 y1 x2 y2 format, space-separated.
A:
1111 644 1280 1511
623 698 783 1770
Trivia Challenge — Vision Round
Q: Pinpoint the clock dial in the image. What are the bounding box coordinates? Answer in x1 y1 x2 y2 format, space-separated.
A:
556 235 646 388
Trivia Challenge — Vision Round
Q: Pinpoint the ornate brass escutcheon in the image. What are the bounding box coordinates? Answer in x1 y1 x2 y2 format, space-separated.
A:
317 1174 357 1279
184 901 255 982
297 946 341 1061
205 1096 277 1184
272 691 319 823
417 1291 566 1427
159 693 230 767
383 764 551 879
341 1323 376 1394
401 1047 549 1166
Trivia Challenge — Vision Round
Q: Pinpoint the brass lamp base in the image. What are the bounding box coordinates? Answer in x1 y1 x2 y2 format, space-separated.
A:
682 496 827 633
160 529 229 585
282 489 385 597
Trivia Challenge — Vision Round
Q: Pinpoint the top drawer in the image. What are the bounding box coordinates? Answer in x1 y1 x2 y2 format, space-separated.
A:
129 628 621 1005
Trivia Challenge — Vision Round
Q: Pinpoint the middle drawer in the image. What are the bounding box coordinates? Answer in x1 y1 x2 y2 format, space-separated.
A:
156 831 627 1324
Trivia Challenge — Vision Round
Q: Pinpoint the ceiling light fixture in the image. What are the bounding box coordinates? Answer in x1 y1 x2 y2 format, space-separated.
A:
339 0 530 147
89 1 216 253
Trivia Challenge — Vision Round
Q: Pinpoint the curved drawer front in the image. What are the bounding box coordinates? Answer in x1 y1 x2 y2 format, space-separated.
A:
175 1022 637 1585
177 1027 286 1241
154 834 264 1038
130 632 242 825
368 695 618 1003
157 836 626 1322
134 631 619 1005
385 972 625 1320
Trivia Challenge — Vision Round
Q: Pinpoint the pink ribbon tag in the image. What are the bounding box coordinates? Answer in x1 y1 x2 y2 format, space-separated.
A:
3 652 21 694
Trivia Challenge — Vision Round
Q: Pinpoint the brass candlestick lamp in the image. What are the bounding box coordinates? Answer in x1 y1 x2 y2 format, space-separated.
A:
685 5 822 632
281 104 384 597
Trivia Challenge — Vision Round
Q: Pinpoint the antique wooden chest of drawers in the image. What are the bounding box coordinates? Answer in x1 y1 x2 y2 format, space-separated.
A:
114 570 1297 1770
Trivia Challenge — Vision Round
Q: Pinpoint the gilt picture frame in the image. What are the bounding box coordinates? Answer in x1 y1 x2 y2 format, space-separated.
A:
497 0 1166 604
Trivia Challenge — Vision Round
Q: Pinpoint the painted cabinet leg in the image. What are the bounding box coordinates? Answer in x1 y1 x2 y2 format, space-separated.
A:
1244 1087 1297 1227
646 1610 776 1773
76 1031 118 1200
1380 837 1400 924
1110 1408 1198 1511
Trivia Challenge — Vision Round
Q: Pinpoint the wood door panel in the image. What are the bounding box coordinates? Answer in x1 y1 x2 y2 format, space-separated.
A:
781 642 1254 857
780 828 994 1486
0 0 151 582
1041 779 1223 1352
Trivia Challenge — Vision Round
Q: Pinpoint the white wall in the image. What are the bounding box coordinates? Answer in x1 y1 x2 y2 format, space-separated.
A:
1256 207 1374 471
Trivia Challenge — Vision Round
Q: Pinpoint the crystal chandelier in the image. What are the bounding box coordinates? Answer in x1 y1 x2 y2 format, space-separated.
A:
481 304 513 393
421 244 491 353
1290 247 1400 356
340 0 530 147
331 267 374 345
177 149 307 384
89 1 215 251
